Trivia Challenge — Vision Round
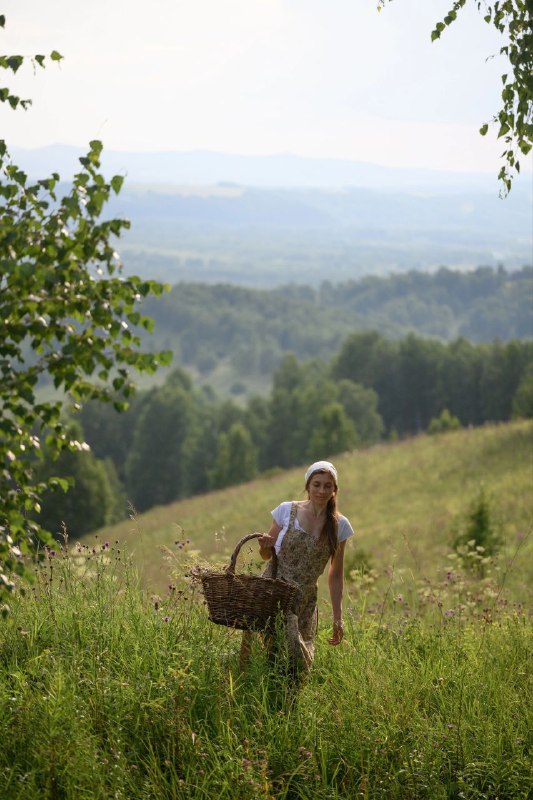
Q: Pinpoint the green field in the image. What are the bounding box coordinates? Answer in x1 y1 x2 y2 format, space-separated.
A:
1 420 531 799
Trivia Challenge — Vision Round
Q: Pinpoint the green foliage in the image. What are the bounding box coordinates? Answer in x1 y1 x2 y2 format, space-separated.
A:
308 401 358 460
0 17 171 607
332 331 533 435
79 395 145 481
36 424 125 539
0 139 171 602
463 488 500 552
342 546 375 582
209 422 258 489
336 380 384 442
512 369 533 418
452 488 502 577
428 408 461 434
0 43 63 110
125 377 203 511
379 1 533 193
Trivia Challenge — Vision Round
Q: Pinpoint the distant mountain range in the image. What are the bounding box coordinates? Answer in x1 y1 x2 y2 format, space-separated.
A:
9 144 523 192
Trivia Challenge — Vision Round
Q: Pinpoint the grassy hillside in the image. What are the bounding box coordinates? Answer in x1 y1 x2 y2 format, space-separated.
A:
2 420 531 799
89 420 533 607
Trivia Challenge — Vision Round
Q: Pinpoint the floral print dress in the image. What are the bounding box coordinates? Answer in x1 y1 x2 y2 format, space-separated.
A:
261 502 332 672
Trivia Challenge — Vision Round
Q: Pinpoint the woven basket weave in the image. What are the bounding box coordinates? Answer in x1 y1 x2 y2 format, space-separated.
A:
200 533 297 631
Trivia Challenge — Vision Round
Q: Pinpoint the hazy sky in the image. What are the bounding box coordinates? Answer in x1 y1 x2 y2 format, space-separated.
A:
2 0 529 174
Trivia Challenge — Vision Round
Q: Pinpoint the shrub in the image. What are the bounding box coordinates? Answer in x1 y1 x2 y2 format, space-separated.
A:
428 408 461 434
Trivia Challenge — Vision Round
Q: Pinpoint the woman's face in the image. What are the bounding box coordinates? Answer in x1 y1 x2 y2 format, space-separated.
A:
307 471 337 505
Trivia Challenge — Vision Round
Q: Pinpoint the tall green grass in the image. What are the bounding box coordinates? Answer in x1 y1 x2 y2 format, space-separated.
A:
1 535 531 800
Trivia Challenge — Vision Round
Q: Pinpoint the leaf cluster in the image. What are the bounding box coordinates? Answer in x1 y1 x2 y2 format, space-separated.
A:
379 0 533 193
0 15 63 111
0 14 171 606
0 138 171 607
476 1 532 194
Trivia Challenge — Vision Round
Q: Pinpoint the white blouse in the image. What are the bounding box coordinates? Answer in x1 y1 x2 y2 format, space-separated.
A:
270 501 354 554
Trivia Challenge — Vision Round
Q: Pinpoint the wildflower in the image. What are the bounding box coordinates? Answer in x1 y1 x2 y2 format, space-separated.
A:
162 616 170 622
444 609 455 618
394 594 404 603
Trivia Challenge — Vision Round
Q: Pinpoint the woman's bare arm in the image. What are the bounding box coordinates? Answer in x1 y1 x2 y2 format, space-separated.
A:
327 540 346 645
257 521 282 560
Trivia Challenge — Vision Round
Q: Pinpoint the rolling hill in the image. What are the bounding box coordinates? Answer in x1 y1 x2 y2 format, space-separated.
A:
86 420 533 605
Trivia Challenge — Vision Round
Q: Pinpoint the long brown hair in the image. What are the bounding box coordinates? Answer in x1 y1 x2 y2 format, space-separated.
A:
305 470 339 558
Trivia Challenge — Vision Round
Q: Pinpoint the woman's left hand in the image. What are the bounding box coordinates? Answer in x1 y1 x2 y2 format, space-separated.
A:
328 620 344 646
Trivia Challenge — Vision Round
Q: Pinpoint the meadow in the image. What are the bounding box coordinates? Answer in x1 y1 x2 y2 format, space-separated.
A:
0 421 531 799
90 420 533 604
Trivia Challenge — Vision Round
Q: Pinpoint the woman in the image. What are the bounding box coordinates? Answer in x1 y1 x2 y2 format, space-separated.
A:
242 460 354 674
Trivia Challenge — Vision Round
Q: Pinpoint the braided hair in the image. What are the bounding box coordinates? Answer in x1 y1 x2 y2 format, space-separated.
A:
305 469 339 558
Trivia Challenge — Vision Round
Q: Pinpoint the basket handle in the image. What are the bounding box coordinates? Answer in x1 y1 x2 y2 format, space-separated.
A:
226 532 278 579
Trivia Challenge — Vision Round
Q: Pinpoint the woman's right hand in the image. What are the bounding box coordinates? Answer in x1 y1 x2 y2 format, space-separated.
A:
257 532 274 550
256 521 282 560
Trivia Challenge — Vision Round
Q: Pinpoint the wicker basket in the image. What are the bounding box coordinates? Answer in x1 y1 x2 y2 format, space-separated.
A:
200 533 297 631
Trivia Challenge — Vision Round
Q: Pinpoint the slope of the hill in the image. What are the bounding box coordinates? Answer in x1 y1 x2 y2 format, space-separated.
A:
88 421 533 603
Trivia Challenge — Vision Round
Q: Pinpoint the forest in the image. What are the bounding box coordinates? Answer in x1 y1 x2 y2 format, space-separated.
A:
37 324 533 539
133 265 532 396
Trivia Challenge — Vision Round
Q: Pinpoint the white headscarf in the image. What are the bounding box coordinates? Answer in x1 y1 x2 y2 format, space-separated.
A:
304 460 338 485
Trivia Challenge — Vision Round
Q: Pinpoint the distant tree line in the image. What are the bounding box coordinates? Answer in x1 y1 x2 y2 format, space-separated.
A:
39 331 533 537
137 266 532 392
